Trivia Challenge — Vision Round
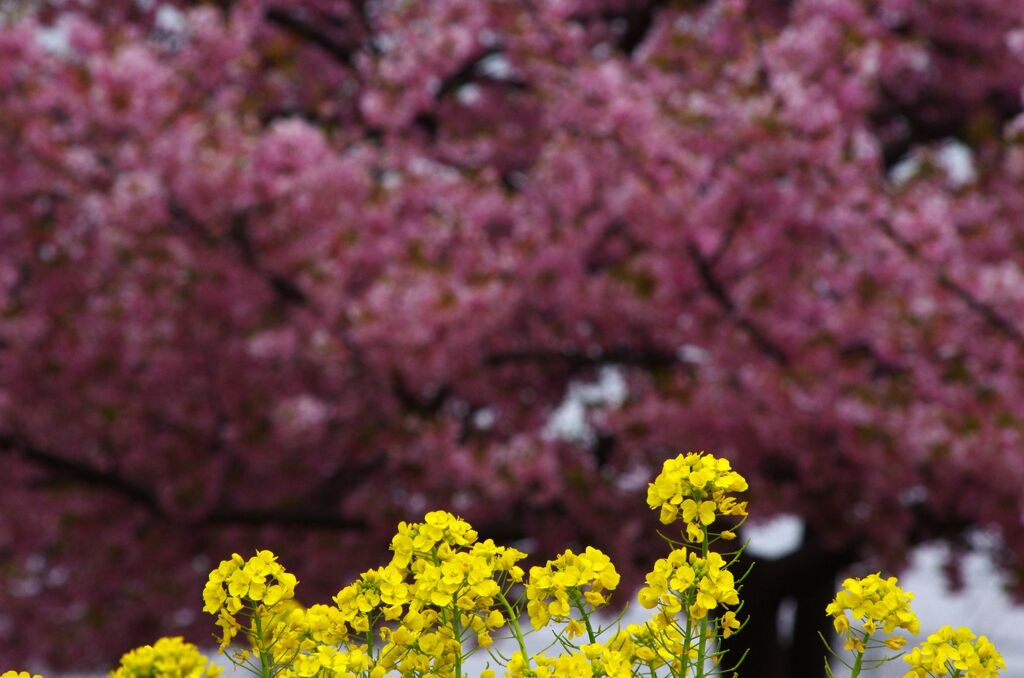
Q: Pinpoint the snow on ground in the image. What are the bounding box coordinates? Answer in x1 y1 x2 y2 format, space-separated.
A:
870 542 1024 676
743 516 1024 676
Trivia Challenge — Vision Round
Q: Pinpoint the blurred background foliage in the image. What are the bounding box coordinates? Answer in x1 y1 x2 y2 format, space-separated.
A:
2 1 1024 675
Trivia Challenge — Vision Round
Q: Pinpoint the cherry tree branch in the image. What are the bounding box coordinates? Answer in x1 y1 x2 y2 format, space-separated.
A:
0 432 164 516
686 241 791 366
568 0 670 55
203 507 368 530
875 217 1024 348
168 202 309 306
264 5 362 67
486 345 677 371
1 429 376 531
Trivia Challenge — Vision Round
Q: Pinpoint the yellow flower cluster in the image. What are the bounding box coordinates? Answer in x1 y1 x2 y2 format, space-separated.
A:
329 565 465 677
903 626 1006 678
826 573 920 652
332 565 411 632
525 547 620 632
606 621 696 671
245 601 318 668
504 643 632 678
2 673 44 678
201 550 298 650
646 452 748 541
108 636 222 678
295 603 348 647
378 616 462 676
198 510 533 678
389 510 480 567
380 513 525 674
126 449 999 678
290 645 373 678
637 550 740 624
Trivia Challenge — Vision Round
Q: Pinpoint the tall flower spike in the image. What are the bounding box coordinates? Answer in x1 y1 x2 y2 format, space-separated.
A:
647 451 748 541
525 546 620 631
903 626 1006 678
202 550 297 652
826 573 919 653
108 637 222 678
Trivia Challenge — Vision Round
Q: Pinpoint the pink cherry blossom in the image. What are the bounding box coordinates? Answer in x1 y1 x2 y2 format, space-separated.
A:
2 1 1024 673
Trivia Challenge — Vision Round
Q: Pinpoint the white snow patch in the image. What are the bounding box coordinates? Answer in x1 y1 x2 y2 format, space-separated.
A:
543 367 627 443
745 514 804 559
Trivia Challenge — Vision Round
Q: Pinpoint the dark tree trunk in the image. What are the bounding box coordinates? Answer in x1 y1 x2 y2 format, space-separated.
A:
722 529 855 678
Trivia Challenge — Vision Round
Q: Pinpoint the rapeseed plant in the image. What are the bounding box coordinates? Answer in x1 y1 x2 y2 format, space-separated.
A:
823 573 919 677
10 451 1001 678
108 637 223 678
903 626 1006 678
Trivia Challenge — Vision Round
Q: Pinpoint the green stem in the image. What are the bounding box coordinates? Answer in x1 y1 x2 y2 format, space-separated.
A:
696 615 708 678
681 612 694 678
573 594 598 644
452 602 463 678
694 533 711 678
848 629 873 678
253 609 271 678
497 591 530 664
849 650 864 678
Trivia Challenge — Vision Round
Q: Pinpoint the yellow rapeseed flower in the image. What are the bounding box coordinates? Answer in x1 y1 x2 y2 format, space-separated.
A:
826 573 919 654
638 549 739 622
108 637 222 678
202 550 297 652
646 452 748 542
721 611 742 639
903 626 1005 678
525 547 620 631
